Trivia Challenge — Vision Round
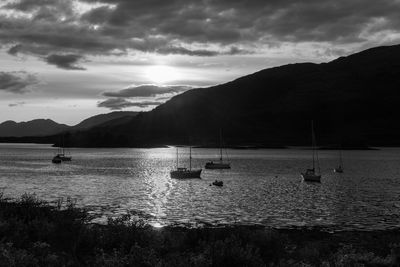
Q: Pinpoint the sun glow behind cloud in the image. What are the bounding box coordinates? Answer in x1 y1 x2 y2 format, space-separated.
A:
2 0 400 124
144 65 182 84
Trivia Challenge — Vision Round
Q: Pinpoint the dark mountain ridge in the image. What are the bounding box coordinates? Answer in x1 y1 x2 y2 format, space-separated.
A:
4 44 400 147
72 111 138 130
60 44 400 148
0 119 69 137
0 111 138 138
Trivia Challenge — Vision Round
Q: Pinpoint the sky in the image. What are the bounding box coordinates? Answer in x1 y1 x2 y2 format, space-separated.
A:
1 0 400 125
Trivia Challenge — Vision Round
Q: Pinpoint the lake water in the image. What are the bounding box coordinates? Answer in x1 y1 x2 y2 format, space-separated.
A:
1 143 400 231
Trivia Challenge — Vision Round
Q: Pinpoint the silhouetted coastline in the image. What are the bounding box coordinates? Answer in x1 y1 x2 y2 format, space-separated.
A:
1 194 399 266
3 45 400 148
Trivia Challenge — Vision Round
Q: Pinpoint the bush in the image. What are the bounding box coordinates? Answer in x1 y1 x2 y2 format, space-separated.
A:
1 194 400 266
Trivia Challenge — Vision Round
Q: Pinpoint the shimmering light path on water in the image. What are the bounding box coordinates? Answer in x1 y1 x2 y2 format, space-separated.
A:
1 143 400 230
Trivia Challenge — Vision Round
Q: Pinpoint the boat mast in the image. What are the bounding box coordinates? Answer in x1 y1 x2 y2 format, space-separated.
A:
176 147 179 169
311 120 321 174
219 128 223 162
311 120 315 171
61 135 64 155
58 135 62 154
189 146 192 171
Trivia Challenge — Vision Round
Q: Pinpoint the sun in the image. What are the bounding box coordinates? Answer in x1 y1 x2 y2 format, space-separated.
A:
145 65 181 84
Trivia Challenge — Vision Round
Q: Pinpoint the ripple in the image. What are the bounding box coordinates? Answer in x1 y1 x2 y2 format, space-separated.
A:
1 145 400 230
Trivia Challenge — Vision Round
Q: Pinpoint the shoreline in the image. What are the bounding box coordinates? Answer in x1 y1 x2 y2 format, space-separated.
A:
1 194 399 266
0 141 383 150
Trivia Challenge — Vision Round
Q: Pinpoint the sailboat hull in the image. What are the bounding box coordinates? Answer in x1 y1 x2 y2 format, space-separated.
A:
301 173 321 182
60 156 72 161
170 169 202 179
205 162 231 169
55 154 72 161
334 168 343 173
52 156 62 164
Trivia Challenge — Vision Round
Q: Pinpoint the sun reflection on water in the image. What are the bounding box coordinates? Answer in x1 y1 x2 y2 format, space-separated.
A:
141 148 174 222
150 222 164 229
2 145 400 230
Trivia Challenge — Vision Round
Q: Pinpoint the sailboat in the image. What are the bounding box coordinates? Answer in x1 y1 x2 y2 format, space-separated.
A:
56 147 72 162
56 135 72 161
52 153 62 164
334 147 344 173
205 129 231 169
170 146 202 179
301 121 321 182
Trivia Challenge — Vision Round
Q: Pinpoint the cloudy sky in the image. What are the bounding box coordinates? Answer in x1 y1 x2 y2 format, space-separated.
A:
1 0 400 125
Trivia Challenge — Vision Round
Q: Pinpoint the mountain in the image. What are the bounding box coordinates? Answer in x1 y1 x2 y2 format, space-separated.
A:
0 119 69 137
59 44 400 147
72 111 139 130
0 112 138 138
7 44 400 147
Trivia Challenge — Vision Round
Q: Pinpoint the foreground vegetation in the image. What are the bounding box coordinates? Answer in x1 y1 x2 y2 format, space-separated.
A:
1 194 400 266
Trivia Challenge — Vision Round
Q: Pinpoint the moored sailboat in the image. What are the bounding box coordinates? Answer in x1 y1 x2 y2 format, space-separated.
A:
51 136 72 163
170 146 202 179
301 121 321 182
205 129 230 169
52 155 62 164
56 136 72 161
334 147 344 173
57 147 72 161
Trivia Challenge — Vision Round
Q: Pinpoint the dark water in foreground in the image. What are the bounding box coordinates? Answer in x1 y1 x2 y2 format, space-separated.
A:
1 143 400 230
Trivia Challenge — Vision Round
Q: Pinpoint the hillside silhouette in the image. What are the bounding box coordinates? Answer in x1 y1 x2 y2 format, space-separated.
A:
0 119 69 137
5 44 400 148
0 111 137 138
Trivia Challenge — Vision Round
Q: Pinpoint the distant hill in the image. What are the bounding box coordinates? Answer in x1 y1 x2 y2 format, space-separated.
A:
72 111 139 130
58 44 400 148
0 119 69 137
3 44 400 147
0 111 138 138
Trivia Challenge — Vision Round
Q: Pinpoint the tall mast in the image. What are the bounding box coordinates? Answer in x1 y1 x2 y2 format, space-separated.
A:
311 120 315 170
176 147 178 169
219 128 223 162
189 146 192 171
311 120 321 174
59 135 62 154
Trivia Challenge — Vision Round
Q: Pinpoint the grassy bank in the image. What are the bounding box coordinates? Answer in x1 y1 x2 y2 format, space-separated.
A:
1 194 399 266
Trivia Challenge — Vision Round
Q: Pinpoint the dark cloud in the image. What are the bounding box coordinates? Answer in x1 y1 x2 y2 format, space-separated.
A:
98 98 162 110
5 0 75 19
8 101 26 107
80 0 400 44
103 85 191 98
7 44 23 55
225 46 252 55
0 71 39 94
80 5 114 24
156 46 219 57
1 0 400 67
45 54 86 70
99 84 191 110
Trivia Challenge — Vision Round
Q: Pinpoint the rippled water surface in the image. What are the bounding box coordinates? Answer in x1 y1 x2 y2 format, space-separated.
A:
1 143 400 230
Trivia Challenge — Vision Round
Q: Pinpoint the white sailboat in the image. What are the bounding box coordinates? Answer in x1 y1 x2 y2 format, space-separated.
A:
170 146 202 179
205 129 231 169
301 121 321 182
334 147 344 173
